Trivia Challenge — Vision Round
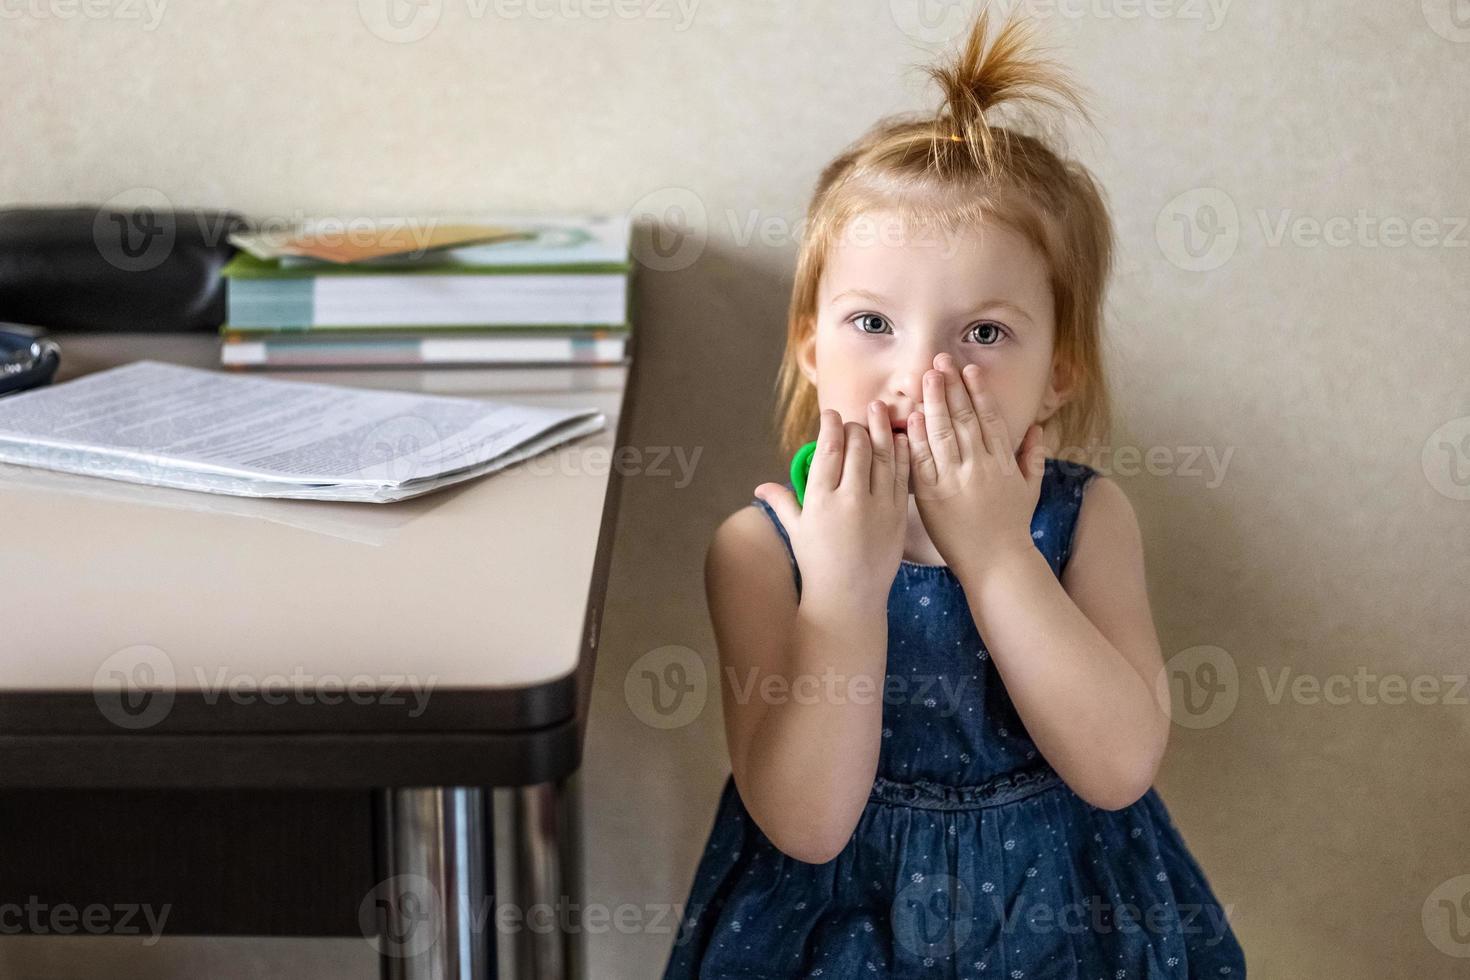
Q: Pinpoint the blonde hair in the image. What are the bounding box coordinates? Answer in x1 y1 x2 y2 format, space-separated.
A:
772 5 1115 465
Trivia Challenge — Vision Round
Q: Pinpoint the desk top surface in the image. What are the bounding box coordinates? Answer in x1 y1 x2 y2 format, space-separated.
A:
0 333 628 701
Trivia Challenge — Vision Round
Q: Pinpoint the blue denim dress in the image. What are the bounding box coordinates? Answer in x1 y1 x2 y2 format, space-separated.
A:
662 458 1246 979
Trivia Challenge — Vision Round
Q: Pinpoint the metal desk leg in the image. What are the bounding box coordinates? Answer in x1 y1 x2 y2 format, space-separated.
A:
494 772 586 980
373 788 492 980
371 776 584 980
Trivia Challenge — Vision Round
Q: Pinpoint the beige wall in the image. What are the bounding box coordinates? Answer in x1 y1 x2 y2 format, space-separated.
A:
2 1 1468 977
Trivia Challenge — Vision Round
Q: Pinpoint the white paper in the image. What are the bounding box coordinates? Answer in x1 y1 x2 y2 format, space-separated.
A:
0 361 606 503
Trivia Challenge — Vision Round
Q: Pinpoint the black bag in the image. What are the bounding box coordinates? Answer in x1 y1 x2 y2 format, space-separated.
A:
0 206 247 333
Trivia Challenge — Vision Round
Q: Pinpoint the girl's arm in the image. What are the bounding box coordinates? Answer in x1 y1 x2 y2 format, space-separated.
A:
955 474 1171 811
705 506 889 864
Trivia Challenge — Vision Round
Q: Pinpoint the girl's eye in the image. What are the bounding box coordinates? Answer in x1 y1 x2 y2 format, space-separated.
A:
847 313 1007 343
968 321 1007 345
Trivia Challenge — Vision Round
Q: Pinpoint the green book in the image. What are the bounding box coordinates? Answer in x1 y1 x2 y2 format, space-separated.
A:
222 214 632 329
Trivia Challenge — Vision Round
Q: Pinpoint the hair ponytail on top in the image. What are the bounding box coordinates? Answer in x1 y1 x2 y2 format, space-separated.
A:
772 4 1116 464
921 6 1092 179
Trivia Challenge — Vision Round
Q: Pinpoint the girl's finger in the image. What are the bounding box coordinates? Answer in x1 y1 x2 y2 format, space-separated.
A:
754 482 801 531
961 363 1011 461
893 431 911 502
908 410 938 486
1017 423 1046 491
840 419 872 493
806 409 844 500
922 369 959 465
938 355 978 456
867 399 894 496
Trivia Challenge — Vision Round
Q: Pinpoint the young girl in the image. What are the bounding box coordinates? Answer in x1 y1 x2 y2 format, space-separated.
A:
663 8 1246 978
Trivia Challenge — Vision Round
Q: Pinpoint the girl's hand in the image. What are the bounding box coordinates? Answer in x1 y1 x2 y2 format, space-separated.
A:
907 353 1047 580
755 403 910 608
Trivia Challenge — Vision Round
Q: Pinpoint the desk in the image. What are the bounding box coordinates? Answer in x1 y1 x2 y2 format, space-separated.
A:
0 332 637 980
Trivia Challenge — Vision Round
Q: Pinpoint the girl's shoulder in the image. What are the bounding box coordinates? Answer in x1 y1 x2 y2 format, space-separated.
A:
745 483 802 599
705 489 802 604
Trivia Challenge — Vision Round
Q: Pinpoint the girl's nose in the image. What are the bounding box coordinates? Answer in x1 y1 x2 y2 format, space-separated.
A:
894 351 946 404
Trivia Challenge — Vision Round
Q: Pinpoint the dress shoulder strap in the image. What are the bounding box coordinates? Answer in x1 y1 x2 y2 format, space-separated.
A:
1034 456 1100 578
748 481 803 600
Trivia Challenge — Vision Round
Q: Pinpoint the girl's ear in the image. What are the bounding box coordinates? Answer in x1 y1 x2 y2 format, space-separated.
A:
796 324 818 384
1036 355 1074 423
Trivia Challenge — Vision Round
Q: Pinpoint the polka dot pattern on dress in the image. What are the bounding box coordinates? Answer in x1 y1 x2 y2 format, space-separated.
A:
663 460 1246 979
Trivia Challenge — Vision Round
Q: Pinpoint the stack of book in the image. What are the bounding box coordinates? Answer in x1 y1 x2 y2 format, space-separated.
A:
218 214 632 369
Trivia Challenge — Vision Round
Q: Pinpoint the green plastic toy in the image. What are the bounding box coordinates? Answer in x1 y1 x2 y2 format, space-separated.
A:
790 439 818 506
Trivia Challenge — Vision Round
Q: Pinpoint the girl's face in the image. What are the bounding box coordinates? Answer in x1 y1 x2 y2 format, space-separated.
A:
799 210 1068 458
